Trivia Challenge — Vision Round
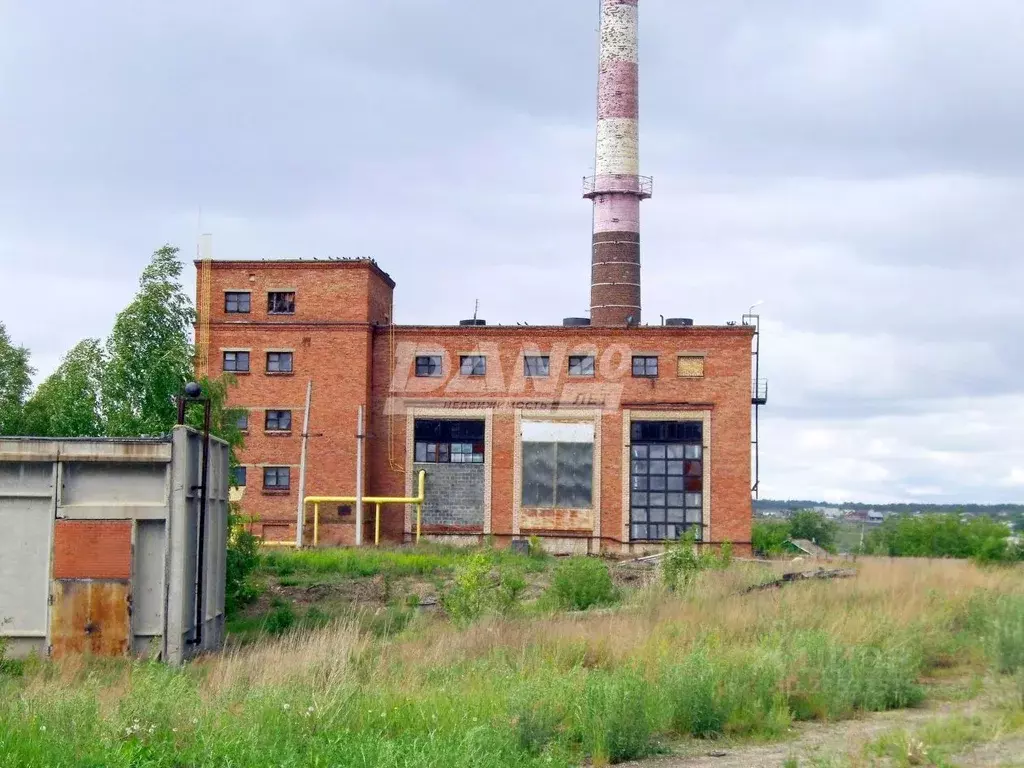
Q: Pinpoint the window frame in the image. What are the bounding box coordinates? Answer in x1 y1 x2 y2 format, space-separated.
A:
231 466 247 487
222 350 250 373
263 466 291 491
267 291 296 315
459 355 487 377
568 355 595 377
524 355 551 378
235 411 250 431
265 409 293 432
415 355 443 378
224 292 251 314
632 356 659 378
266 351 294 374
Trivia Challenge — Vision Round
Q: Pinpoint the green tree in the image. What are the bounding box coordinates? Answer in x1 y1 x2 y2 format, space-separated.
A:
866 514 1016 562
752 520 791 556
0 322 33 435
102 245 195 437
789 509 838 551
21 339 105 437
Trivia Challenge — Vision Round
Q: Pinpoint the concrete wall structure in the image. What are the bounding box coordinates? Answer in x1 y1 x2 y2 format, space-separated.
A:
199 260 755 555
0 427 228 663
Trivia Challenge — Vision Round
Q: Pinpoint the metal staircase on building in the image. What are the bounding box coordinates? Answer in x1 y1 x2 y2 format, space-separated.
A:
742 314 768 499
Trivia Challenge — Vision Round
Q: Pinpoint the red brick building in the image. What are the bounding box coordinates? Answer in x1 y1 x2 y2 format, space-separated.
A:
196 258 762 554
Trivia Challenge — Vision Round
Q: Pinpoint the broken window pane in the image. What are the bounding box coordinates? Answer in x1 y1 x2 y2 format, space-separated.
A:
268 292 296 314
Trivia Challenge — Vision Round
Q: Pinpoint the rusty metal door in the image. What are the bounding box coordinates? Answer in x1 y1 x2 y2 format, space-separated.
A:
50 580 131 659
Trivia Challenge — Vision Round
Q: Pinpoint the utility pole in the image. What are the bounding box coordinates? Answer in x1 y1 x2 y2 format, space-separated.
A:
295 380 313 548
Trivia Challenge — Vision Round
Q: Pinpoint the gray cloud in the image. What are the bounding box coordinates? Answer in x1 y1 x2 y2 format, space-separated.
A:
1 0 1022 503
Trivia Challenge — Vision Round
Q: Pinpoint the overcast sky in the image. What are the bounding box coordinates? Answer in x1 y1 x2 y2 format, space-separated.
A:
2 0 1022 504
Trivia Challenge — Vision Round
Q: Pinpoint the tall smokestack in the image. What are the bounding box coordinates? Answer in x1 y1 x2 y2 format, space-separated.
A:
584 0 650 326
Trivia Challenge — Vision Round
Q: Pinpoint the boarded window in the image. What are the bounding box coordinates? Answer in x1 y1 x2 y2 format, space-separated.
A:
521 421 594 509
677 355 705 378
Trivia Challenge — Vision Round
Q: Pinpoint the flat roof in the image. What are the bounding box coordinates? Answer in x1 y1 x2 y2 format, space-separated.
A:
388 323 755 334
196 258 396 288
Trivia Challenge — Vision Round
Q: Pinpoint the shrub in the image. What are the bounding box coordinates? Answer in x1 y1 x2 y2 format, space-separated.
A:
990 595 1024 674
546 557 617 611
752 520 791 557
264 603 295 635
662 535 732 592
225 509 261 615
441 553 494 624
866 514 1018 562
663 651 728 737
495 567 528 615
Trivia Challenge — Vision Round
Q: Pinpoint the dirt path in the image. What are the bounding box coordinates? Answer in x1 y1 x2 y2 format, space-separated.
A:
621 696 1014 768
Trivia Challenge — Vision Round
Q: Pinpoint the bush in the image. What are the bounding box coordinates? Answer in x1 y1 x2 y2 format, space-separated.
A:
752 520 791 557
662 535 732 592
545 557 617 611
264 603 295 635
225 509 261 616
663 651 728 737
867 514 1019 562
990 595 1024 675
576 671 656 763
440 553 495 624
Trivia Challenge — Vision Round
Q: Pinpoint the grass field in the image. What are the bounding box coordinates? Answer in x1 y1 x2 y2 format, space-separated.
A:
1 552 1022 767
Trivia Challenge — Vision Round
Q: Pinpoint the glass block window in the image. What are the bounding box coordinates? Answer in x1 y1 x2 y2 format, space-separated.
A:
521 421 594 509
568 355 595 377
677 355 705 378
524 356 550 378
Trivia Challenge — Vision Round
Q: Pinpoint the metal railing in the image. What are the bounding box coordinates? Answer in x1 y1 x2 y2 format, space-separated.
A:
753 379 769 405
582 174 654 198
304 470 427 547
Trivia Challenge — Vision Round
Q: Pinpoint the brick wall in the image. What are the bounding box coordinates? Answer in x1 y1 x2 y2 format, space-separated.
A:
52 520 132 580
197 259 756 550
414 462 485 530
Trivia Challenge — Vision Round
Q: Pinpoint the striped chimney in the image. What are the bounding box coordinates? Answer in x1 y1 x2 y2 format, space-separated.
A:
584 0 651 326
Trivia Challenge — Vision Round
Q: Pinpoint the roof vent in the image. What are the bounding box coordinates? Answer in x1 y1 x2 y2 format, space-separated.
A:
665 318 694 327
459 319 487 327
563 317 591 327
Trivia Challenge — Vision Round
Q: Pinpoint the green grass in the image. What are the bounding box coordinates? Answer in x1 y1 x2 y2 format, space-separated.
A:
262 543 551 579
1 559 1021 767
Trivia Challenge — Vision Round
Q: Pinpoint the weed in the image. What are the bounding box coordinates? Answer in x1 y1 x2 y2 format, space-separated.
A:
264 603 295 635
441 553 494 624
546 557 617 611
990 594 1024 674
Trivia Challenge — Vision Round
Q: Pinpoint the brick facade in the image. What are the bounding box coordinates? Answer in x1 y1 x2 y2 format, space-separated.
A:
199 259 755 553
52 520 132 580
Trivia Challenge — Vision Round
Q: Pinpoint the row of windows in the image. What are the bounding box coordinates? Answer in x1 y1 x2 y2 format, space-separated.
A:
223 351 293 374
225 291 296 315
415 354 705 379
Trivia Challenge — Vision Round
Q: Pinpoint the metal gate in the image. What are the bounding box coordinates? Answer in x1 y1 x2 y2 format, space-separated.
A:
629 421 704 541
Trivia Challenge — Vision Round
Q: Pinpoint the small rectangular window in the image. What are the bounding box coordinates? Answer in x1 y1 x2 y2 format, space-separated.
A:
268 292 296 314
677 355 705 378
524 356 550 377
415 356 442 377
223 351 250 373
267 352 293 373
568 355 595 377
231 466 247 487
235 411 249 431
460 355 486 376
265 410 292 431
224 292 251 313
632 356 659 378
264 467 290 490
